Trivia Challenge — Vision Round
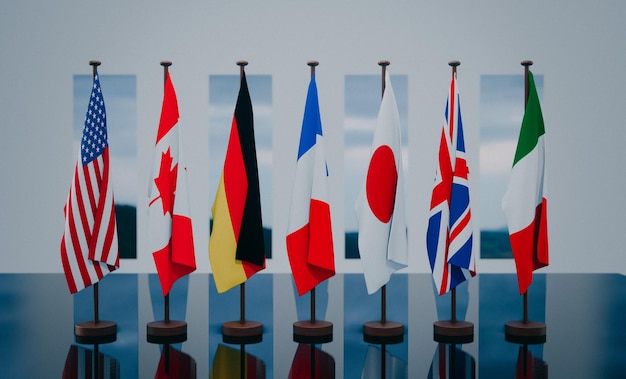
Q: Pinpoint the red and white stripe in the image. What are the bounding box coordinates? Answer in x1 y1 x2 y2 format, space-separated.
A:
61 148 119 294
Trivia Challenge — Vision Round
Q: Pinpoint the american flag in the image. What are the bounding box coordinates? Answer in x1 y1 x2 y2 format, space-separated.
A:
60 72 119 294
426 73 475 296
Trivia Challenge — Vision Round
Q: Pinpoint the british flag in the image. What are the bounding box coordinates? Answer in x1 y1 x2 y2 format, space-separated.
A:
426 73 476 296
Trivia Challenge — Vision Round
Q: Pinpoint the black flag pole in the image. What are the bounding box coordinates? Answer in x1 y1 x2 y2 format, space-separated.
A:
292 61 333 344
74 60 117 346
161 61 173 327
146 60 188 345
221 60 263 346
504 60 547 345
433 61 474 344
362 60 404 345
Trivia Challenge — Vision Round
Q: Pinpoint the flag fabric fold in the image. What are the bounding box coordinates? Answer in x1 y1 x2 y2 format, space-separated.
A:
60 72 119 294
355 71 408 295
209 72 266 294
148 71 196 297
426 72 476 296
286 73 335 296
502 71 549 295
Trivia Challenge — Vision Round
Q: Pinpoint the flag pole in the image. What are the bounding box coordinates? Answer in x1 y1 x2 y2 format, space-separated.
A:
161 60 172 326
432 61 474 344
236 61 248 326
91 58 102 326
450 60 459 326
292 60 333 345
146 60 188 345
237 61 248 325
74 60 117 346
309 60 318 325
91 61 102 327
504 60 546 344
522 60 532 326
362 60 404 345
221 60 263 345
379 60 389 326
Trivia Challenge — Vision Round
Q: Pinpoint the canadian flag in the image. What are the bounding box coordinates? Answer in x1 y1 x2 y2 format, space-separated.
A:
148 71 196 296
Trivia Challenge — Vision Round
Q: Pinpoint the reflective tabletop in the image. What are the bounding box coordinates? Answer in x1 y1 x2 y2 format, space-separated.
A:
1 273 624 378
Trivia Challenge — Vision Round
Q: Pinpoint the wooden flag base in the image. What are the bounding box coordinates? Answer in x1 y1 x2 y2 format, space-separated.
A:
222 320 263 344
433 320 474 344
75 320 117 345
363 321 404 344
146 320 187 344
293 320 333 344
505 321 546 344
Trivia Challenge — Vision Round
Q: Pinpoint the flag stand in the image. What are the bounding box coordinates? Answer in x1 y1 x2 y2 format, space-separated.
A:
504 289 546 344
75 282 117 344
433 61 474 344
292 61 333 345
361 60 404 345
504 60 547 345
73 60 117 345
146 61 188 345
221 60 265 345
293 287 333 344
433 287 473 344
222 282 263 344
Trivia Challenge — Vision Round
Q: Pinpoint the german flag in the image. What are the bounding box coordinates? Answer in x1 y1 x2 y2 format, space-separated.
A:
209 71 266 294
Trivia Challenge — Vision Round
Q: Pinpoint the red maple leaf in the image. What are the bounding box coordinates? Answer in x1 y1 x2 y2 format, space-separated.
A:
152 147 178 215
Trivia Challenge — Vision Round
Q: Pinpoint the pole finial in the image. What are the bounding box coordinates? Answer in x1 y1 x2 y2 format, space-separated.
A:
237 61 248 79
521 60 533 67
448 60 461 67
160 61 172 67
89 60 101 67
379 61 390 97
307 61 319 78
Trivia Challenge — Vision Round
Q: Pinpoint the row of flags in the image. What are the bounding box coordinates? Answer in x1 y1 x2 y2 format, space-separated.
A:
61 67 548 299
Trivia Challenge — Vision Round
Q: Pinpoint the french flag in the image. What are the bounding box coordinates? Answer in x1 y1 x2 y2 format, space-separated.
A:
286 73 335 296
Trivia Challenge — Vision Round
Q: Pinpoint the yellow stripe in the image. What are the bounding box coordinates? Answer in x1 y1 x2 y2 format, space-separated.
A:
209 173 247 293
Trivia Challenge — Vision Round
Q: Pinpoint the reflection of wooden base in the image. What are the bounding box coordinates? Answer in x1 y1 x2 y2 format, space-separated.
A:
293 320 333 344
363 321 404 344
75 320 117 344
222 321 263 344
505 321 547 344
433 320 474 344
146 320 187 344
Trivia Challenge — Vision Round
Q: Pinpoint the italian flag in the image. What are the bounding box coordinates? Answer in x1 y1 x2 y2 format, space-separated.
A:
502 71 549 295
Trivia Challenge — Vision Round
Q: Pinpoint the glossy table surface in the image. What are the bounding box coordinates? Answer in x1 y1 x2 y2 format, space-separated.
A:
1 273 624 378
